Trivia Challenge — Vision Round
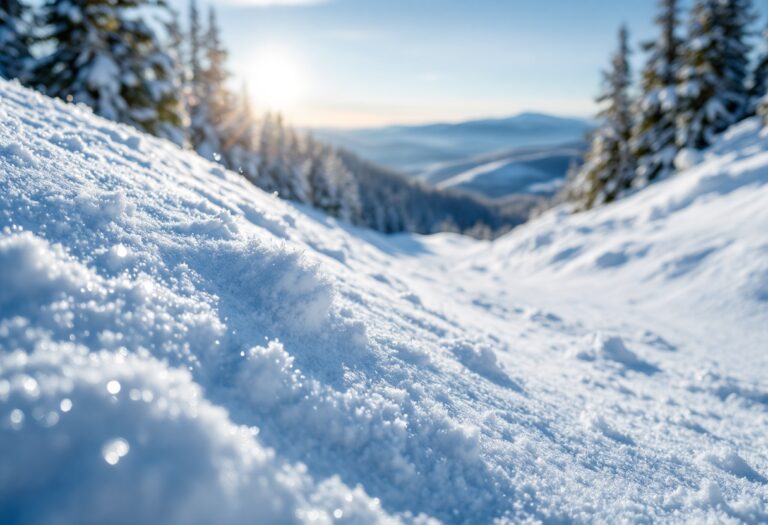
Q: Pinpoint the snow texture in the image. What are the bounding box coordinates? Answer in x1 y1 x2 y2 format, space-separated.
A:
1 79 767 524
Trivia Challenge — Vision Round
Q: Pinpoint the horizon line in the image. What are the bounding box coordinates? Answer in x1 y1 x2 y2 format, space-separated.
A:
291 109 595 131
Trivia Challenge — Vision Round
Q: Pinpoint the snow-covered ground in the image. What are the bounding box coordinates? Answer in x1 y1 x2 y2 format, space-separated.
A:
428 144 579 198
1 79 767 524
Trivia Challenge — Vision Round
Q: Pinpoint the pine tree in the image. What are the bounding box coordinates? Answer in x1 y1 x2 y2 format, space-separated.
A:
187 0 214 155
163 7 186 98
254 113 314 203
189 6 232 160
332 153 362 222
188 0 202 95
307 139 332 211
307 142 361 221
632 0 682 186
0 0 32 81
134 7 187 145
156 7 188 145
256 112 282 192
32 0 184 141
224 84 260 179
275 128 310 203
204 8 230 129
721 0 755 107
565 26 634 210
676 0 755 149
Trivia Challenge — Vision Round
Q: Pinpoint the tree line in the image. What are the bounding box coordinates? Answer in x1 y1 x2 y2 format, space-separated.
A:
562 0 768 210
1 0 525 236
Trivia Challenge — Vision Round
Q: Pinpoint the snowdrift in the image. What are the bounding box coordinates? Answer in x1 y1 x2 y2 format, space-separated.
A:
1 79 767 524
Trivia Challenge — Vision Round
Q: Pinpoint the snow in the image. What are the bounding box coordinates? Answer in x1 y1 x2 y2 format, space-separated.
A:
428 145 578 198
435 158 513 189
674 147 704 170
1 78 767 524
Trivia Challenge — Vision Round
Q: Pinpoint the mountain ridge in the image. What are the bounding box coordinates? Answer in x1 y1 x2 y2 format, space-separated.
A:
313 111 592 134
313 111 593 176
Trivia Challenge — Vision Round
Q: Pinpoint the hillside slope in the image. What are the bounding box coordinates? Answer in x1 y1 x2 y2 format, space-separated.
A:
426 142 585 198
314 113 591 174
1 80 767 524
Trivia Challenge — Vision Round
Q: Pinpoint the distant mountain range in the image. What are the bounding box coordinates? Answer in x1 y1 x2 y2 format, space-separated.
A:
313 112 592 173
313 112 592 200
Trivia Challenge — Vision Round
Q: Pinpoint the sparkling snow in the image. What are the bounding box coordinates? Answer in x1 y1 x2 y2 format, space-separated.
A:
1 79 767 524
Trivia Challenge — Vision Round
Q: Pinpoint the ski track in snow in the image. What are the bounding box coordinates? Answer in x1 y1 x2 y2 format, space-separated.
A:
1 80 767 524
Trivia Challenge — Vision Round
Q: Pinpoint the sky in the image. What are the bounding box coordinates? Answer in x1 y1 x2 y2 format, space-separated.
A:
166 1 689 128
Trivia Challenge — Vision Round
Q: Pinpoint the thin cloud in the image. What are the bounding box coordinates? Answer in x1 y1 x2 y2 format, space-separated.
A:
419 72 443 83
324 29 377 42
221 0 329 7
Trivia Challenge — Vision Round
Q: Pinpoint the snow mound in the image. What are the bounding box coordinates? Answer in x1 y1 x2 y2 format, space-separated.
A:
2 78 768 524
570 332 658 374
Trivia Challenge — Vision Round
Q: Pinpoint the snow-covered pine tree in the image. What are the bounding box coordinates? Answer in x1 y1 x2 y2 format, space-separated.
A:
255 112 282 192
307 142 361 221
203 7 231 134
189 6 232 160
721 0 755 108
163 7 186 101
133 5 187 145
255 113 312 202
187 0 215 157
306 140 333 213
0 0 32 81
333 154 362 222
222 83 258 178
187 0 202 94
676 0 755 149
153 7 187 145
632 0 682 186
564 25 634 210
280 128 311 203
32 0 184 141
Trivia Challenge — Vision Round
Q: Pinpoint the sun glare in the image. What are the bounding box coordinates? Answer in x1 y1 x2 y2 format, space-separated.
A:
248 49 305 113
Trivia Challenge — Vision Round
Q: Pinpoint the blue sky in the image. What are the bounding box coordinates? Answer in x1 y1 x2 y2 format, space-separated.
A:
166 0 737 128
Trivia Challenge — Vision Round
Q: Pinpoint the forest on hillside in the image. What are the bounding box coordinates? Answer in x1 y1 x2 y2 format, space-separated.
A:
0 0 530 238
560 0 768 209
2 0 768 233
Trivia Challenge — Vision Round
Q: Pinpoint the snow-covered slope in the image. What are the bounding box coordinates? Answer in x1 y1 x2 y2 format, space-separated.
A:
426 142 584 198
1 79 767 524
477 119 768 377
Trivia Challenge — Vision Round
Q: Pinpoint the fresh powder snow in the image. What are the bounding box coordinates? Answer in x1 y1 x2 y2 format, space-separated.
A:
1 79 767 524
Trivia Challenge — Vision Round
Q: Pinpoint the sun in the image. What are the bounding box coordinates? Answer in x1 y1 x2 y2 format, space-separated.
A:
248 48 305 113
